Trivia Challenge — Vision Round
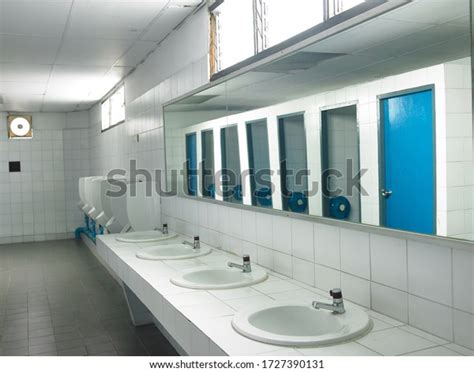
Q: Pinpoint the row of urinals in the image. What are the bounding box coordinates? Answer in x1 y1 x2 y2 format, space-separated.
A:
78 176 169 243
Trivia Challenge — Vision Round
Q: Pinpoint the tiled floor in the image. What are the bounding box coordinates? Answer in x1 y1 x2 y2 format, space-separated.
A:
0 239 178 356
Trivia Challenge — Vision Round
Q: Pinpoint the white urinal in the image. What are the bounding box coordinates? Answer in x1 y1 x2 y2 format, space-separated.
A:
115 181 174 243
90 177 106 221
81 177 95 214
110 179 132 234
78 177 87 209
84 176 102 218
99 177 128 234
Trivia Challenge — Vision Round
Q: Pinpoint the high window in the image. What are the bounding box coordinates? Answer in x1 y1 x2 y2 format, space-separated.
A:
211 0 366 73
101 85 125 131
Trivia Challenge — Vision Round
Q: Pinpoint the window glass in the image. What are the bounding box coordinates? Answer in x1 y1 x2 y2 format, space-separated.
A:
215 0 255 71
266 0 324 48
101 100 110 131
101 85 125 131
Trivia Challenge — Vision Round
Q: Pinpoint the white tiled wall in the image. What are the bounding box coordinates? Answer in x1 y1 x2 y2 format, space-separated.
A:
0 111 89 243
162 196 474 350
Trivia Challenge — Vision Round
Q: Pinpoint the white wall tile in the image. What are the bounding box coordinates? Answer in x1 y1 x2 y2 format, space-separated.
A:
291 219 314 261
453 309 474 349
340 229 370 279
314 263 341 293
256 212 273 248
371 282 408 323
452 248 474 313
408 295 454 341
292 257 315 286
257 245 274 270
314 223 340 269
241 210 257 243
272 215 292 254
370 234 407 291
273 251 293 278
408 241 452 306
341 273 370 308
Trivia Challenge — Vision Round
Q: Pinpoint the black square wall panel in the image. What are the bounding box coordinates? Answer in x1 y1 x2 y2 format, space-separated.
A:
9 161 21 172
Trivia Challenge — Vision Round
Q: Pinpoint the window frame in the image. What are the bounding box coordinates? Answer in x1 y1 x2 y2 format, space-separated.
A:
210 0 386 80
101 85 126 133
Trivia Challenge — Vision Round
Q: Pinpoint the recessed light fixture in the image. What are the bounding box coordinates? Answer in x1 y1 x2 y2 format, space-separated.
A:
7 115 33 139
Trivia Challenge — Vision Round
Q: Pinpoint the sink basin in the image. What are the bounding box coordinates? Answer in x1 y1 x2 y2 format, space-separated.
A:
136 243 212 260
115 231 177 243
170 266 268 290
232 303 372 347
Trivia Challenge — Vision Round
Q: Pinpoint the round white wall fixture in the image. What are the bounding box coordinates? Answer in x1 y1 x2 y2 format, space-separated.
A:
8 115 33 139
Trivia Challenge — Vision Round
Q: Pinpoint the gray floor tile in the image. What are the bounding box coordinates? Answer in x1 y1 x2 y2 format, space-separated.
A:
29 342 56 355
29 328 54 339
58 346 88 356
56 338 84 351
0 239 178 357
29 335 55 346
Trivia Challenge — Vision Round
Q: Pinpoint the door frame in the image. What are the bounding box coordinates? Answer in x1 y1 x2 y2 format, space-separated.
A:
377 84 437 234
277 111 307 212
320 103 362 223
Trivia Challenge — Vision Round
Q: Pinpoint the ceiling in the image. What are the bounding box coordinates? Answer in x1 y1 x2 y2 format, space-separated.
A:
166 0 471 128
0 0 203 113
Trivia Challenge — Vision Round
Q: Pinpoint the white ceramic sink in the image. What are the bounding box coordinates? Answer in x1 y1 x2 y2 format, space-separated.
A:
116 231 177 243
136 243 212 260
170 266 268 290
232 302 372 347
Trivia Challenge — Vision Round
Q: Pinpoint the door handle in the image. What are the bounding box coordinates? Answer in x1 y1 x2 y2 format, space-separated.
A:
381 189 393 199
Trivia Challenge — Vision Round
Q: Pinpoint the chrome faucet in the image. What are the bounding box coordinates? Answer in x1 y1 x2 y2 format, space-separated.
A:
183 236 200 250
312 288 345 314
228 255 252 273
154 223 169 235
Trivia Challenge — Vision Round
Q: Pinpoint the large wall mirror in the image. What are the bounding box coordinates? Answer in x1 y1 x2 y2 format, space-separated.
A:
164 0 474 242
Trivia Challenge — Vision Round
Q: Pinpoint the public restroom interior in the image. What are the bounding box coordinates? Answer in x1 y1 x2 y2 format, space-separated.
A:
1 0 474 360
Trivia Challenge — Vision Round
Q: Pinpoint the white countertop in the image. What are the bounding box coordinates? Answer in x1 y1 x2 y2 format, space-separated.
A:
93 234 471 356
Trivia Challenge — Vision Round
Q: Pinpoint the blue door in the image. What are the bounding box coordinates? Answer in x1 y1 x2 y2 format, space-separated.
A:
381 89 435 235
185 133 197 196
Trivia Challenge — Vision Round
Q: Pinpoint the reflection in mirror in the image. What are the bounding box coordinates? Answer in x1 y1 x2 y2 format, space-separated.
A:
185 133 198 197
221 125 242 204
380 88 436 235
164 0 473 242
278 114 309 214
247 119 272 208
321 105 361 223
201 129 215 198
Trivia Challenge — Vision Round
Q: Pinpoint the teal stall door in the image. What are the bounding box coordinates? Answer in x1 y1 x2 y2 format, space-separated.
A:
381 89 435 235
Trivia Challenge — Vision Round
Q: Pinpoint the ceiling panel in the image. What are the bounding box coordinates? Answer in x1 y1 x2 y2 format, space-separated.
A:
56 38 134 66
0 35 62 64
0 63 52 83
65 1 168 40
46 65 110 103
0 81 46 95
140 7 191 42
0 0 203 112
84 66 133 103
115 41 156 67
0 0 72 37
